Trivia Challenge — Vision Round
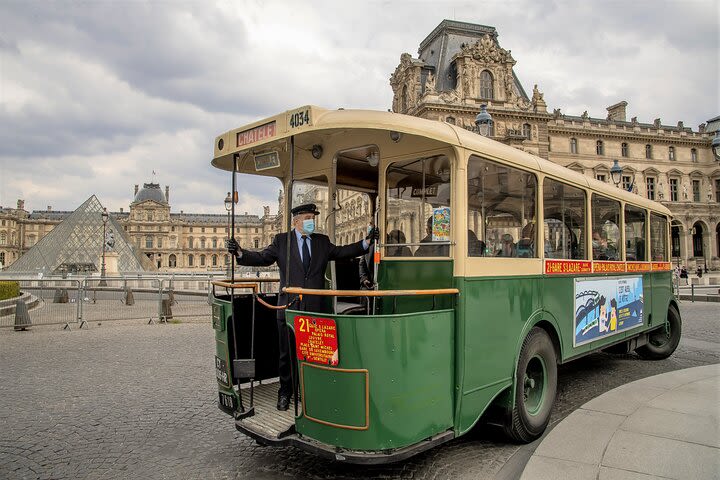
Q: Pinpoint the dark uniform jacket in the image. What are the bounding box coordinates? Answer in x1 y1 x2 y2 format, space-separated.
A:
238 231 366 318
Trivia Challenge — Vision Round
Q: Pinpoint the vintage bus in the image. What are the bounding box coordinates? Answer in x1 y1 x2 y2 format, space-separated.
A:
210 106 681 463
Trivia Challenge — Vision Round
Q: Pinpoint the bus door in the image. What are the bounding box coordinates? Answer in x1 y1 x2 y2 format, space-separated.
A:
328 145 380 314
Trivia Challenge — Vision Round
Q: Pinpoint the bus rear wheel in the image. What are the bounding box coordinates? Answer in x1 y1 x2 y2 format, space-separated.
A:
635 305 682 360
505 327 557 443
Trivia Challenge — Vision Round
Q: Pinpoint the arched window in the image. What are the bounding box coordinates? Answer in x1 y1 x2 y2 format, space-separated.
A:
668 146 675 161
188 254 194 266
479 70 494 99
692 223 704 257
596 140 604 155
570 138 578 154
200 254 206 266
645 144 652 159
522 123 531 139
145 236 153 248
691 148 698 162
621 142 629 157
168 254 177 268
188 236 194 249
212 254 217 266
0 232 7 245
200 237 206 249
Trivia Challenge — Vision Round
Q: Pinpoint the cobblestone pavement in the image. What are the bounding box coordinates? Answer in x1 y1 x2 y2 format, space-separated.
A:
0 302 716 480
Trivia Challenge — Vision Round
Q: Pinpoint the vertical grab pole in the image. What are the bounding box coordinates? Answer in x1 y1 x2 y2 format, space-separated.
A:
371 203 381 314
230 154 244 412
287 136 299 417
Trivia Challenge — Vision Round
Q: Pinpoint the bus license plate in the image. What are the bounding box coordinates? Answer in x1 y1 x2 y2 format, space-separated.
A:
215 356 229 385
218 391 236 412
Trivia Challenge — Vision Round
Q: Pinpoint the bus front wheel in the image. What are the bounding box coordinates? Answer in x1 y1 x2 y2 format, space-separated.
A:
505 327 557 443
635 305 682 360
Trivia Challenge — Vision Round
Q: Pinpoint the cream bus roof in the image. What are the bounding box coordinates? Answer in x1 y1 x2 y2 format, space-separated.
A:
211 105 671 216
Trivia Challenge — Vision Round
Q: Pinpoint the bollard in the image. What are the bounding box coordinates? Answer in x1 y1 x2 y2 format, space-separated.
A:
123 287 135 306
53 288 69 303
691 284 694 303
14 300 32 331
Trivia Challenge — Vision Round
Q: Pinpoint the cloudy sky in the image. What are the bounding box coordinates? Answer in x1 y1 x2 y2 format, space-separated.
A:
1 0 717 216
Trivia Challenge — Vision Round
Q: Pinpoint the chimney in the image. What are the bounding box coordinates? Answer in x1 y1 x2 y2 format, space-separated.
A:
17 199 25 210
263 206 270 217
606 101 627 122
47 206 52 212
120 207 124 213
165 185 170 202
134 184 139 196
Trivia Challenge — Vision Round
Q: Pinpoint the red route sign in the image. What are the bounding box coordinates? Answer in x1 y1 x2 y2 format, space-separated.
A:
294 315 339 366
236 121 276 147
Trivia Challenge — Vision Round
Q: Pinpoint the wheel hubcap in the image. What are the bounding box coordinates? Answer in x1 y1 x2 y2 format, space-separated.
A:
523 355 547 415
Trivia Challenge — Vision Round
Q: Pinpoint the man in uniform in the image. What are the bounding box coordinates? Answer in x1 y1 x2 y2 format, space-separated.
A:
227 203 377 410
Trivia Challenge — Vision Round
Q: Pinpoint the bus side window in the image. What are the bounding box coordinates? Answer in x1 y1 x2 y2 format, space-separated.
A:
467 155 537 258
591 194 621 261
624 205 647 261
543 178 586 259
650 213 668 261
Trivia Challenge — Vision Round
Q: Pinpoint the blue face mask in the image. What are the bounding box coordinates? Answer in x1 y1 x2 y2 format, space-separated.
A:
302 218 315 235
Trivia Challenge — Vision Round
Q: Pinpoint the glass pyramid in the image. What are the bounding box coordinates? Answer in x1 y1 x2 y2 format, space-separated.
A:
7 195 149 274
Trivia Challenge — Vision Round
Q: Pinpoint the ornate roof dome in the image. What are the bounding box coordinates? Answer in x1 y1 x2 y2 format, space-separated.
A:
133 183 167 204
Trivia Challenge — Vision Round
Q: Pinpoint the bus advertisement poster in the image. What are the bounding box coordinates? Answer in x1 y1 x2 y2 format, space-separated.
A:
294 315 339 366
432 207 450 241
573 276 644 347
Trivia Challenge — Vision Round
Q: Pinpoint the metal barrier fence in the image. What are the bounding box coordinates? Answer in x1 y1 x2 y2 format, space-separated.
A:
0 279 82 329
0 271 279 329
678 284 720 303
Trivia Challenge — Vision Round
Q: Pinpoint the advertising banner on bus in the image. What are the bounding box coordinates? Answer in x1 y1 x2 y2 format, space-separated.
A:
573 276 644 347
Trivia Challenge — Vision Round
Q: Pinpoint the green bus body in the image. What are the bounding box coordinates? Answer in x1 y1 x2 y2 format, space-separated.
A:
212 262 676 459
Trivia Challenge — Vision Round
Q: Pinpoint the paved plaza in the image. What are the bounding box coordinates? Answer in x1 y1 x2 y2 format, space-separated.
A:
0 303 717 479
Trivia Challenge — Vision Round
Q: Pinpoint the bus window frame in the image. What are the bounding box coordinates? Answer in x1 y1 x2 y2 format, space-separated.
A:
381 147 456 260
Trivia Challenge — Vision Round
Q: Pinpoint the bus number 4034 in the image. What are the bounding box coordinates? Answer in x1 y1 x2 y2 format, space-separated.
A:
290 110 309 128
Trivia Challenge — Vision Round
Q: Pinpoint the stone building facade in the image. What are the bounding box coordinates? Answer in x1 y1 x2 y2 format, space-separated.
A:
0 183 281 272
390 20 719 271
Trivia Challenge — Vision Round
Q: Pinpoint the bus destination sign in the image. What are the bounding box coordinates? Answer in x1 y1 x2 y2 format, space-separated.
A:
236 121 276 147
294 315 339 366
545 259 592 275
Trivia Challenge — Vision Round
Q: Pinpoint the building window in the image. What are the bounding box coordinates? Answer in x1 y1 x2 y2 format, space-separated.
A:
212 238 217 249
668 146 675 161
570 138 578 154
522 123 531 139
691 148 698 162
200 254 206 266
645 144 652 159
147 211 153 221
200 238 206 249
213 227 217 233
596 140 604 155
692 180 701 202
621 143 628 157
0 252 4 265
254 239 259 248
596 174 606 183
646 177 656 200
622 175 633 192
669 178 679 202
715 179 720 202
479 70 494 99
548 136 552 152
188 237 193 249
168 254 177 268
212 254 217 266
189 227 193 233
188 254 194 266
171 226 175 232
145 236 153 248
446 116 456 125
157 237 162 248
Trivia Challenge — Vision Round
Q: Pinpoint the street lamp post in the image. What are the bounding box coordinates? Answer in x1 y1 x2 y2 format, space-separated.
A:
610 159 623 187
99 208 108 286
224 192 232 276
474 104 493 137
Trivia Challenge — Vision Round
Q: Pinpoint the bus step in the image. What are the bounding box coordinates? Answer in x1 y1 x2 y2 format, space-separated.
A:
233 359 256 378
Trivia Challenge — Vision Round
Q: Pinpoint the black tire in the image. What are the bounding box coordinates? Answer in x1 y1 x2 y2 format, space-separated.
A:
504 327 557 443
635 305 682 360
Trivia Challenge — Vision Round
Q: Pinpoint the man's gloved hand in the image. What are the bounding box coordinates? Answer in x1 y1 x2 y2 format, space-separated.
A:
361 279 374 289
227 237 240 257
365 227 380 243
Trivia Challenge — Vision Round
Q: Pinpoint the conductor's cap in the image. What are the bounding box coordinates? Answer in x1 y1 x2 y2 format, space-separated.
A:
291 203 320 216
